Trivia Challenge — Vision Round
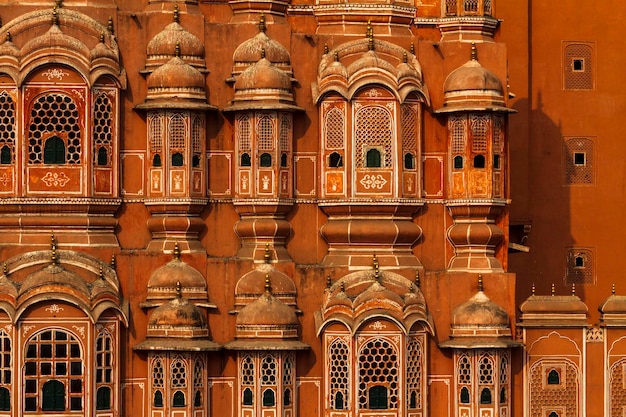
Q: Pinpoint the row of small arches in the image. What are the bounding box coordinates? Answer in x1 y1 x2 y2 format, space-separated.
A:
153 389 203 408
0 138 110 165
459 386 507 405
241 387 292 407
326 150 417 170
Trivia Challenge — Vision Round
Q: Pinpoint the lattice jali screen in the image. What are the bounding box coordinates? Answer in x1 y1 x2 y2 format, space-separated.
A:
257 113 275 151
283 354 294 386
261 354 278 385
530 361 578 417
0 330 10 390
279 113 292 151
493 115 504 154
237 113 252 151
478 352 494 385
328 337 350 408
445 0 457 15
357 337 399 409
324 106 345 150
463 0 479 14
171 356 188 388
566 248 594 284
564 43 593 90
406 335 424 409
152 356 165 388
168 113 187 150
470 115 489 153
192 115 204 154
241 355 255 386
148 113 164 153
28 93 81 164
610 360 626 416
458 353 472 385
193 358 204 388
0 92 15 160
354 105 393 168
401 104 418 152
93 93 113 165
450 116 466 155
564 137 593 185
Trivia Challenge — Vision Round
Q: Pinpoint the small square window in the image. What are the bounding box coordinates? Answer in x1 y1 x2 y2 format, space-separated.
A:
572 58 585 72
573 152 586 166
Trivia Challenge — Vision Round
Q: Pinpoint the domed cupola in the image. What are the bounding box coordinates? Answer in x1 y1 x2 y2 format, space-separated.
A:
0 32 19 68
230 15 292 79
441 276 519 348
145 4 205 72
438 44 508 113
143 243 215 308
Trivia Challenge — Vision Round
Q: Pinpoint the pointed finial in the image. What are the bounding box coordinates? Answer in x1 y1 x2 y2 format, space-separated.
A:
324 43 329 54
173 3 180 23
264 273 272 295
334 50 339 62
176 280 182 298
2 263 7 277
326 275 332 288
340 281 345 293
415 270 420 288
261 47 266 60
409 282 415 292
173 242 181 259
99 264 105 280
6 32 10 43
366 20 374 51
55 0 63 7
471 41 477 61
410 42 415 55
478 274 484 292
258 14 266 33
403 51 408 63
110 254 116 270
551 283 555 296
531 282 535 295
107 16 114 34
100 32 105 43
571 283 576 296
52 8 60 26
264 243 271 264
613 283 616 295
175 41 181 57
50 233 57 264
372 253 380 280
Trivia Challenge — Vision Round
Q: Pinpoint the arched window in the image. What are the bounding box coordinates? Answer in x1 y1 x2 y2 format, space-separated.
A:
42 380 65 411
0 387 9 411
365 148 382 168
0 146 10 164
262 389 275 407
171 152 183 167
173 390 185 407
473 154 485 168
280 153 288 168
410 391 418 409
283 388 291 406
194 390 202 407
153 154 162 167
193 155 201 168
260 153 272 167
493 154 500 169
334 391 344 410
328 152 343 168
480 388 492 404
241 153 251 167
454 155 464 169
500 387 506 404
547 369 560 385
153 390 163 407
549 412 559 417
96 386 111 410
460 387 470 404
404 152 415 170
97 146 108 166
368 385 388 409
44 136 66 164
243 387 253 405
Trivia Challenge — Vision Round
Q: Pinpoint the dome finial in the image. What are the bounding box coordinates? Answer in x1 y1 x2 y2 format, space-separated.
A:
258 14 266 33
264 273 272 295
471 41 477 61
478 274 484 292
99 264 105 281
372 253 380 280
55 0 63 8
334 50 339 62
415 270 420 288
173 242 181 259
551 283 555 296
531 282 536 295
52 7 60 27
176 280 182 298
340 281 345 293
324 43 329 55
110 254 116 270
3 263 8 277
366 20 374 51
403 51 408 64
410 42 415 55
50 233 57 264
100 32 105 44
173 3 180 23
613 283 616 295
326 275 332 288
107 16 114 35
6 32 11 43
175 41 181 58
261 47 266 60
571 283 576 296
264 242 271 264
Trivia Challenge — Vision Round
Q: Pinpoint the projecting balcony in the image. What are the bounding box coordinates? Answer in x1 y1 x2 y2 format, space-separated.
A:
436 0 498 42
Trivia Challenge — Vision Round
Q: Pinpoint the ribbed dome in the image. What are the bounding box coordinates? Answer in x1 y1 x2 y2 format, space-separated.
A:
148 56 205 90
236 292 298 327
233 31 290 66
236 263 296 298
147 22 205 60
235 58 291 91
346 50 396 79
21 263 89 297
443 59 503 95
149 295 207 329
452 290 509 328
148 258 206 290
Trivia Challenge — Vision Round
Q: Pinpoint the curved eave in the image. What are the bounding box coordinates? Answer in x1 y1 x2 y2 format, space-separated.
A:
439 338 522 349
15 293 95 324
92 300 129 328
135 100 218 111
404 313 435 336
352 309 408 335
315 312 355 337
134 338 221 352
435 105 516 114
223 102 304 112
223 339 310 351
0 301 15 322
